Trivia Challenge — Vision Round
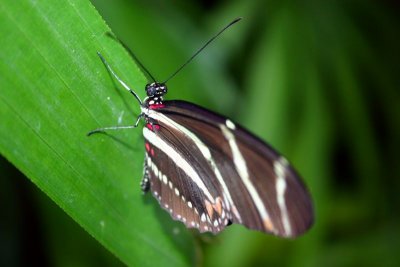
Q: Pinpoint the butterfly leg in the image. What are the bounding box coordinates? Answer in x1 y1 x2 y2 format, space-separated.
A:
141 173 150 193
87 114 143 136
141 156 151 193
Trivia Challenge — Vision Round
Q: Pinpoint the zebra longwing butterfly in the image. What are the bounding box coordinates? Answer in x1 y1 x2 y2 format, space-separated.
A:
89 18 313 237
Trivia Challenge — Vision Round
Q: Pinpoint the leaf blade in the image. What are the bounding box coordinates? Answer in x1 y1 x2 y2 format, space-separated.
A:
0 0 194 266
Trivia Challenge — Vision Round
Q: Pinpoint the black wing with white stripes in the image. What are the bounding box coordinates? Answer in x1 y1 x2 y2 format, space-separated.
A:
142 100 313 237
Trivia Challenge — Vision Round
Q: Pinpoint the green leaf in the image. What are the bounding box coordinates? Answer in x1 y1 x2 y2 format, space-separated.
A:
0 0 194 266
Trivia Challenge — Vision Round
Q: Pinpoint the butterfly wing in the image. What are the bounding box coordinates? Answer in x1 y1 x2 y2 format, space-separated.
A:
143 119 230 233
143 100 313 237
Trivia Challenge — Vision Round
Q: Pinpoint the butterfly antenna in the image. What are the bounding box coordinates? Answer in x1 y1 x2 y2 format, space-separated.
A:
106 32 157 83
162 17 242 84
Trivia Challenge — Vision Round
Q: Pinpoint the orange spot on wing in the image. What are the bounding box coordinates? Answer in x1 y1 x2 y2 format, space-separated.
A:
263 219 274 232
205 200 214 218
213 197 223 215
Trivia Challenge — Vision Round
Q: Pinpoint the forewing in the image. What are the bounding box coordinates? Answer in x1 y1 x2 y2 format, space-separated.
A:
147 100 313 237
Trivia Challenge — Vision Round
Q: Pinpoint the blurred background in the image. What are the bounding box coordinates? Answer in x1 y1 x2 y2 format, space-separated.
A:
1 0 399 266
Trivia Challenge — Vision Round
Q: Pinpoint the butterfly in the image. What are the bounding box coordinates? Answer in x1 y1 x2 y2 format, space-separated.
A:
89 18 313 237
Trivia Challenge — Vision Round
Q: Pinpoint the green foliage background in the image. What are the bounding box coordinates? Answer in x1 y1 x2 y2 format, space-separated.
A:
1 0 399 266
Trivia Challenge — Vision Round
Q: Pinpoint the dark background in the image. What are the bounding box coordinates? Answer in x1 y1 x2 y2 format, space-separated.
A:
1 0 399 266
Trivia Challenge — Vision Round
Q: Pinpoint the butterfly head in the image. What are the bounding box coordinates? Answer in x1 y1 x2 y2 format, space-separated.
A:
146 82 167 98
145 82 167 106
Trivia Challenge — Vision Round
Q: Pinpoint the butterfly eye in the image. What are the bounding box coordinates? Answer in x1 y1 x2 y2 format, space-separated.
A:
145 83 157 97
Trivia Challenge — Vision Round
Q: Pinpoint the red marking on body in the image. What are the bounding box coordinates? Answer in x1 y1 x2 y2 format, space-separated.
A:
145 142 150 152
150 148 155 156
149 104 165 110
146 123 160 131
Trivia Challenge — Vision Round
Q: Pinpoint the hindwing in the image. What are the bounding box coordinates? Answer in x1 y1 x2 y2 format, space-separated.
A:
143 121 231 233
